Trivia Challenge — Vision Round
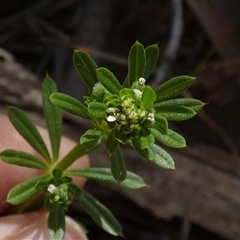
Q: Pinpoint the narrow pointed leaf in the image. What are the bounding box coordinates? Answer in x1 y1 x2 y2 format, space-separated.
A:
7 107 51 162
143 43 159 79
106 128 120 154
150 128 186 148
42 76 62 161
155 98 205 112
154 106 196 121
124 41 146 87
150 144 175 169
110 147 127 183
48 203 65 240
80 128 103 149
155 76 195 102
153 115 168 134
77 189 123 236
0 150 47 170
96 67 122 94
112 127 128 144
66 168 146 189
50 93 90 119
88 102 107 119
73 50 98 88
131 137 155 160
7 174 49 205
141 86 156 110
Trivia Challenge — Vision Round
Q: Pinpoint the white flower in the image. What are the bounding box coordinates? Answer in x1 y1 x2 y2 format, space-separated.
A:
47 184 57 194
138 77 146 85
107 115 117 122
147 113 155 122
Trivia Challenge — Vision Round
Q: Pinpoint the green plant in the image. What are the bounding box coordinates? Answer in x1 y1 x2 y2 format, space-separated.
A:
0 41 204 240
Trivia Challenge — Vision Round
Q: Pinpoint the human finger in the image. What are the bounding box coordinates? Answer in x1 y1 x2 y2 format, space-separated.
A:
0 114 90 213
0 211 88 240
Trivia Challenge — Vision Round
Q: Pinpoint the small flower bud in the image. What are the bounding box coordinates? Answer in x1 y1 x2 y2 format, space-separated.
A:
147 113 155 122
122 98 133 108
47 184 57 194
106 107 116 114
138 77 146 85
133 89 142 98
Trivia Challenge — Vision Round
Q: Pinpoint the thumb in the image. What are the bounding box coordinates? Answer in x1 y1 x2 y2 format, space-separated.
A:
0 211 88 240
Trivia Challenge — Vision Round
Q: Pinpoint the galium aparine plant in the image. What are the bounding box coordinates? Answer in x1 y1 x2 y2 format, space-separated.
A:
0 41 205 240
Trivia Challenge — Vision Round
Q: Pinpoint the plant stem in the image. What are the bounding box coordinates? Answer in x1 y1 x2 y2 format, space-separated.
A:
56 142 99 171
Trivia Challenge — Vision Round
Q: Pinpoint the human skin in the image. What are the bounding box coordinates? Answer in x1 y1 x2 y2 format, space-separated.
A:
0 114 89 239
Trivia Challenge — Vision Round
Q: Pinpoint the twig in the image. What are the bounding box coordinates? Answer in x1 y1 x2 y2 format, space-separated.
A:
152 0 184 87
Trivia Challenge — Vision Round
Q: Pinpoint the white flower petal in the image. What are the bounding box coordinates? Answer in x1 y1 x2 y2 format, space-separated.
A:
133 89 142 97
107 115 117 122
47 184 56 194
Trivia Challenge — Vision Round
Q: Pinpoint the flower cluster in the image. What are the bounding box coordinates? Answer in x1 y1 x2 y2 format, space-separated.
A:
47 183 70 206
104 78 154 135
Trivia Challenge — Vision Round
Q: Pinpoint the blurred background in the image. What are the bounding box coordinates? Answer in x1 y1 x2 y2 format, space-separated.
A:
1 0 240 239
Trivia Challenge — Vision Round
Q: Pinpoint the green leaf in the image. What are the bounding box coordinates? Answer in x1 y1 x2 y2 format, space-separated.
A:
0 150 47 170
150 144 175 169
150 128 186 148
92 82 109 102
143 43 159 79
119 88 135 98
77 189 123 237
50 93 90 119
154 106 196 121
124 40 146 87
106 128 120 154
110 147 127 183
155 98 205 112
52 168 63 180
131 137 155 160
155 76 195 102
140 132 155 149
68 183 82 196
7 107 51 163
66 168 146 189
103 94 120 106
42 76 62 161
80 128 103 149
48 203 65 240
88 102 107 119
73 50 98 88
141 86 156 110
7 174 50 205
112 127 128 144
96 67 122 94
153 115 168 134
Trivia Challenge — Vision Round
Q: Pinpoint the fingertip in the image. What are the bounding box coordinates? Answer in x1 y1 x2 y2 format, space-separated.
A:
0 211 88 240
